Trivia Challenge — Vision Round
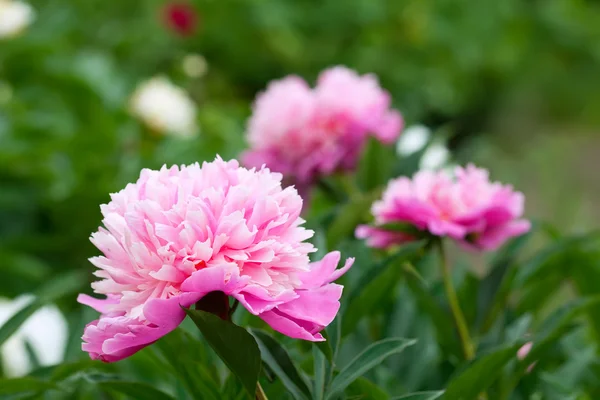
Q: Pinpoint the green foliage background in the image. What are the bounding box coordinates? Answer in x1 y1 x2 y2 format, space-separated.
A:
1 0 600 399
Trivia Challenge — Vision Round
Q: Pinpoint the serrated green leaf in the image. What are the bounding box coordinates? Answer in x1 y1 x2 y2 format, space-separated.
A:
444 344 522 399
98 381 175 400
391 391 444 400
326 338 417 399
250 329 311 400
185 308 261 399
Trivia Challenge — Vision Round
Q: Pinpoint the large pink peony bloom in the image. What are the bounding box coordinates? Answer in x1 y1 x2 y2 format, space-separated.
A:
78 157 353 362
242 66 403 184
356 164 530 251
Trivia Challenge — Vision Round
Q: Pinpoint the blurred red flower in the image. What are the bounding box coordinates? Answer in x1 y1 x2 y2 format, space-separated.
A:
162 2 198 36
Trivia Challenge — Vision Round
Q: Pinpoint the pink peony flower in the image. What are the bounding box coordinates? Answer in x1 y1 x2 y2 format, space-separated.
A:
356 164 530 251
78 157 353 362
242 66 403 184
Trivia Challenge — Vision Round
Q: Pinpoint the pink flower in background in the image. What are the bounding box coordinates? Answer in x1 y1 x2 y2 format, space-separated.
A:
242 66 403 185
356 164 530 251
78 157 353 362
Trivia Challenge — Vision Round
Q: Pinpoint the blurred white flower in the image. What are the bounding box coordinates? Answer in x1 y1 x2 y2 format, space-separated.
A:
0 295 68 377
419 142 450 171
396 124 430 156
0 0 34 38
130 77 198 138
182 54 208 79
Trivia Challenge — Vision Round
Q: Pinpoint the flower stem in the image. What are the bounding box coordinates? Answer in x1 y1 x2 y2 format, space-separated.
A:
438 240 475 360
256 382 269 400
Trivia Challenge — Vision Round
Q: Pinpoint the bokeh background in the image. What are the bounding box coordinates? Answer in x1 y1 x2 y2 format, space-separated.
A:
1 0 600 385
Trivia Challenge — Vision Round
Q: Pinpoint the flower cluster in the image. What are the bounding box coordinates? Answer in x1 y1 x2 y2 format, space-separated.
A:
78 157 353 362
242 66 403 184
357 164 530 250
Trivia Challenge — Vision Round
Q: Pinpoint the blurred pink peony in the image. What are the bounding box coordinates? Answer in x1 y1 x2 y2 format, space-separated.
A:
78 157 353 362
242 66 403 184
356 164 530 251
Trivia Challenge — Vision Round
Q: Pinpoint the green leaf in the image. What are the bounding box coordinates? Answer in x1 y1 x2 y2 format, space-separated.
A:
327 315 342 362
313 345 326 400
343 241 425 335
315 328 334 364
402 262 460 357
566 248 600 345
326 190 380 248
391 391 444 400
98 381 175 400
514 232 600 287
184 308 261 399
326 338 417 399
155 328 222 400
0 270 85 347
346 377 389 400
357 137 395 191
250 329 311 400
0 377 59 396
444 344 523 400
523 296 600 365
478 231 533 331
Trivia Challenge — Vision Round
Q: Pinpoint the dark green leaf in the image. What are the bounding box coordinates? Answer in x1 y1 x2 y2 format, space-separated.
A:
315 328 334 364
346 377 389 400
444 344 522 399
250 329 311 400
343 241 425 336
326 338 417 399
514 232 600 287
155 328 222 400
403 262 460 357
391 391 444 400
357 137 395 191
326 189 381 248
523 296 600 365
313 345 326 400
0 377 59 396
478 230 533 331
185 308 261 399
98 381 175 400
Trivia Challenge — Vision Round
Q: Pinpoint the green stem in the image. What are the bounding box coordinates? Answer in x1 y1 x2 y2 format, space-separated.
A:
438 240 475 360
255 382 269 400
228 299 240 319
